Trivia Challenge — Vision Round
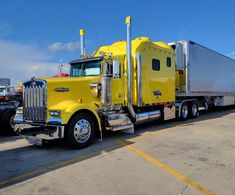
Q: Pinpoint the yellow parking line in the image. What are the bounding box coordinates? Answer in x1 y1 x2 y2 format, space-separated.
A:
117 140 216 195
130 122 234 144
1 121 230 190
130 126 179 142
0 125 181 187
0 168 48 186
0 144 122 187
189 126 235 138
130 122 199 143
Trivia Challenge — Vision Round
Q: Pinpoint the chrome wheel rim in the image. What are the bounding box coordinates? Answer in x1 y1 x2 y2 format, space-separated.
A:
74 119 91 143
182 105 188 118
192 104 198 116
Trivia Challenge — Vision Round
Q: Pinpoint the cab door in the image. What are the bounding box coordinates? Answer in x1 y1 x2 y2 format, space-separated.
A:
110 60 124 105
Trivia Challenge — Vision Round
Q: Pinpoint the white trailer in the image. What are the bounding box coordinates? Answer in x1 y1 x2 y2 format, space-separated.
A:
170 40 235 107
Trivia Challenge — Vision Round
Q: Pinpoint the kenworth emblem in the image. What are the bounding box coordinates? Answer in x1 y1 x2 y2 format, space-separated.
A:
55 87 70 92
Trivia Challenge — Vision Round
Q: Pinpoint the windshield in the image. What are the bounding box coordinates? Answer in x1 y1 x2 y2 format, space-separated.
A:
0 88 6 95
70 60 101 77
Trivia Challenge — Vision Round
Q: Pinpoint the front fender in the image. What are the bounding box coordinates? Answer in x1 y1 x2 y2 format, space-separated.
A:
49 100 101 131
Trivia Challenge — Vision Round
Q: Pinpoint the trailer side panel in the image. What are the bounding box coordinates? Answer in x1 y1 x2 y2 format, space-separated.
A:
173 41 235 96
188 42 235 94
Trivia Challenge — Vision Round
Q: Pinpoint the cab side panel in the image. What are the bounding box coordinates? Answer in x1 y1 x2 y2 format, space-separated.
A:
141 45 175 105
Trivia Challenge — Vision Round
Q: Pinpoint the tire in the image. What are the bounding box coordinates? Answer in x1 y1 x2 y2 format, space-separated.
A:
65 113 96 149
0 109 4 133
180 102 189 121
189 101 199 119
0 109 4 121
0 108 16 135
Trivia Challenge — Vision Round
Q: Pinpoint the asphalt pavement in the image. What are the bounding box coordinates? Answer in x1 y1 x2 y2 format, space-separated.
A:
0 107 235 195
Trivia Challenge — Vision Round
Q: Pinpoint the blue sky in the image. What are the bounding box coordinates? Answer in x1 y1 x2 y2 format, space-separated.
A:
0 0 235 84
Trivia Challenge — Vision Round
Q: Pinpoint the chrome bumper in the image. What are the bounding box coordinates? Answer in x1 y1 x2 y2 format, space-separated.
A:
14 115 65 142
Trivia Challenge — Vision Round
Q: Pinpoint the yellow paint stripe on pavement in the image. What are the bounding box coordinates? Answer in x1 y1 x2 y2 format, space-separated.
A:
130 121 234 144
190 126 235 138
0 125 182 187
0 144 122 187
130 126 178 142
117 140 216 195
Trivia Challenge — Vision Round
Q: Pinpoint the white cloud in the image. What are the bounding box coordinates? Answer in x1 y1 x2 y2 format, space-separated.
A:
48 41 80 52
0 40 59 85
227 52 235 59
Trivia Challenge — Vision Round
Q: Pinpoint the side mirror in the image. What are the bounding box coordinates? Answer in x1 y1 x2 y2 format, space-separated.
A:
104 63 112 76
113 60 120 78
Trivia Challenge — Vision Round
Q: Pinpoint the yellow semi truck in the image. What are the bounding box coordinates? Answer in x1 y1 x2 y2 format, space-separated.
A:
14 17 235 148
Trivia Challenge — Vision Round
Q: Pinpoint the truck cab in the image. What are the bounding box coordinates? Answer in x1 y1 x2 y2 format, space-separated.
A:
0 86 15 102
14 17 178 149
14 36 177 148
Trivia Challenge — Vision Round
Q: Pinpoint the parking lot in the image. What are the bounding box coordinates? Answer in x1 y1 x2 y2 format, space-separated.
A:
0 107 235 195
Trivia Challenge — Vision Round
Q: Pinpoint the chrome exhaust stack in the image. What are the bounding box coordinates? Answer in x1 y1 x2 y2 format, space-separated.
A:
125 16 136 120
80 29 85 57
125 16 161 126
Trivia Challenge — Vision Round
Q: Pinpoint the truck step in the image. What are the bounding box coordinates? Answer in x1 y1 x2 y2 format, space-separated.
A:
106 113 134 133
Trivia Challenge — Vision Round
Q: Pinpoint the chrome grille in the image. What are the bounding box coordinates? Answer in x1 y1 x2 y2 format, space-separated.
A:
23 85 47 122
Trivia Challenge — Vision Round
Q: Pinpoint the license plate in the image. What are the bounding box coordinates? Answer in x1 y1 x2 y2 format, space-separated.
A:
27 137 43 146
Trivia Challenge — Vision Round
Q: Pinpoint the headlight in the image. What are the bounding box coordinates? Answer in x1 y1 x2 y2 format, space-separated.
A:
49 110 61 117
16 107 23 115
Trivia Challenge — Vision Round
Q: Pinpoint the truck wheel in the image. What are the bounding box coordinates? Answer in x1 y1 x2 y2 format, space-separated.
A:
0 109 16 135
190 101 199 118
180 102 189 120
66 113 96 149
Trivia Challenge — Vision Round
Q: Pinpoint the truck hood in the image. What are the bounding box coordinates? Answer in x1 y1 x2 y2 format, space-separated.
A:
42 76 101 109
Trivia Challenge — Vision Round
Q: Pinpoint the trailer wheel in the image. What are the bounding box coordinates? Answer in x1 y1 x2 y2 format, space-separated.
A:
180 102 189 120
190 101 199 118
65 113 96 149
